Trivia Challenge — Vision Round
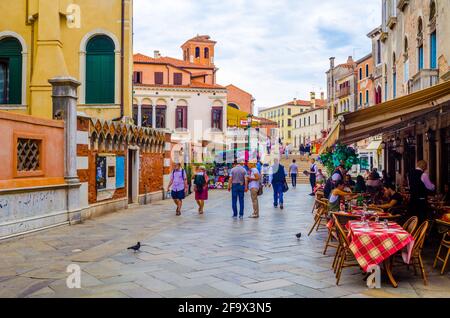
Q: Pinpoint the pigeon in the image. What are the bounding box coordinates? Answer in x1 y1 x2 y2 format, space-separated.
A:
127 242 141 252
295 233 302 239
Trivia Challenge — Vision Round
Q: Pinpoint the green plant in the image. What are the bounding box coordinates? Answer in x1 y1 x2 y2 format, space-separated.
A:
318 143 360 176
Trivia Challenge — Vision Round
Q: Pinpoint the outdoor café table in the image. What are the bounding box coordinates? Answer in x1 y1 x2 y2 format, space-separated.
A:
346 220 415 288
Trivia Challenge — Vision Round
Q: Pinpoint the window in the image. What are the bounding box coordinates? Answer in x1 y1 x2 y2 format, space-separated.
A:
133 71 142 84
195 47 200 58
359 68 362 80
315 114 317 124
430 31 437 69
375 86 382 104
308 117 310 126
211 107 223 130
86 35 115 104
173 73 182 85
288 108 291 115
14 135 44 178
359 92 363 106
0 37 22 104
392 52 397 99
365 90 369 105
377 39 381 64
430 1 436 21
365 64 369 77
288 131 291 139
155 72 164 85
142 105 152 127
156 105 166 128
204 47 209 59
175 106 187 129
281 120 284 127
418 46 424 70
288 119 292 127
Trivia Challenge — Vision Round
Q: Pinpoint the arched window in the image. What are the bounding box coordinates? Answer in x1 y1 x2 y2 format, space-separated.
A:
204 47 209 59
86 35 115 104
429 0 436 21
195 47 200 58
228 103 239 110
365 64 369 77
0 37 22 104
392 52 397 99
365 90 369 105
375 86 382 104
359 92 363 106
359 68 362 80
418 17 424 70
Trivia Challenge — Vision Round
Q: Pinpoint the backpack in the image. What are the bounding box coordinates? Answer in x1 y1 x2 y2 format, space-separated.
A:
323 177 334 199
194 173 206 188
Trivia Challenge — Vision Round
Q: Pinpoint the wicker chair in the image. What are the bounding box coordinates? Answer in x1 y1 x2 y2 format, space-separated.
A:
433 231 450 275
333 215 360 285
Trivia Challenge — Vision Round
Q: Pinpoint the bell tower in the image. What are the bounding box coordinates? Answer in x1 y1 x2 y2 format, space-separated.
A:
181 35 216 67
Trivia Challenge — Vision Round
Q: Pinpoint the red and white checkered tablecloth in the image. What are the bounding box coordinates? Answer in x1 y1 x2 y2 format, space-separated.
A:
346 221 415 272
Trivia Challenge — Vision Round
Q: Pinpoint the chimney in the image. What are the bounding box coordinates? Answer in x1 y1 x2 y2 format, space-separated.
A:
347 55 353 64
310 92 316 108
293 98 297 105
329 57 335 69
154 50 161 58
321 92 325 100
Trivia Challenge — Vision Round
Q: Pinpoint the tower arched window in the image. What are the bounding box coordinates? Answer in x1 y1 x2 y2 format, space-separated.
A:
204 47 209 59
195 47 200 58
86 35 115 104
0 37 22 104
418 17 424 70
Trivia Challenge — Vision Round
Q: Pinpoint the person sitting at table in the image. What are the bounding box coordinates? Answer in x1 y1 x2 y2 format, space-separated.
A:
354 175 367 193
366 171 383 194
328 180 357 212
372 184 404 213
344 174 355 188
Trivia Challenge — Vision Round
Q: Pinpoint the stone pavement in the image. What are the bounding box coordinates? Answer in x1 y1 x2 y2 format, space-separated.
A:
0 185 449 298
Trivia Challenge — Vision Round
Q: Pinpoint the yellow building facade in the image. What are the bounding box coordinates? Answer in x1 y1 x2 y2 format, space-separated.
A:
0 0 133 120
259 95 325 145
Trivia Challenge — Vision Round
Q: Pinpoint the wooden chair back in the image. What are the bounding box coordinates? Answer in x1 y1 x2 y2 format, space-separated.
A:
332 212 360 227
412 221 429 253
402 216 418 234
333 214 351 248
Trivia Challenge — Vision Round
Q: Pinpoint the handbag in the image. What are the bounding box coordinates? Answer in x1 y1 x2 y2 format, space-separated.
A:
282 180 289 193
257 184 264 196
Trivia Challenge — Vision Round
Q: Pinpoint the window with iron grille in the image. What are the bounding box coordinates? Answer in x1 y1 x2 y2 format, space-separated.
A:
211 107 223 130
17 138 41 172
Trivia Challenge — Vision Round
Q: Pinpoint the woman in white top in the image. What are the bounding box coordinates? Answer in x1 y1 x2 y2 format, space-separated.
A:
247 167 261 218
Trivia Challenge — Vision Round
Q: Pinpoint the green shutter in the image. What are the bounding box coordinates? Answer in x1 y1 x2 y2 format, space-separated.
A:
0 38 22 104
86 35 115 104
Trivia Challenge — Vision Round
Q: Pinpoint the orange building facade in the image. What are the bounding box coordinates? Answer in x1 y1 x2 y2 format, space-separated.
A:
226 84 255 114
356 53 376 109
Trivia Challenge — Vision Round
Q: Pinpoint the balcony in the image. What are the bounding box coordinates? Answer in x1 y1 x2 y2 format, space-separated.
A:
387 16 397 29
408 69 439 94
397 0 409 11
336 86 351 98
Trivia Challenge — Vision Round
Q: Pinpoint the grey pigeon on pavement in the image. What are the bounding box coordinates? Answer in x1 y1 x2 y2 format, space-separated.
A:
127 242 141 252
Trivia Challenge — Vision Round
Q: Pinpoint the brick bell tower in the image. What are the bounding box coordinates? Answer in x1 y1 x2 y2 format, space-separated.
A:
181 35 216 67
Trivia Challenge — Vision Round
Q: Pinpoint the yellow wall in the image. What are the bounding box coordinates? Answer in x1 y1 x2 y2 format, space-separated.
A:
0 0 133 120
259 104 308 144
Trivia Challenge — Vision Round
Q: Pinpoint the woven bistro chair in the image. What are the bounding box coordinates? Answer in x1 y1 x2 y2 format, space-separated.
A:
333 215 360 285
329 212 361 270
433 231 450 275
391 221 429 285
308 199 329 236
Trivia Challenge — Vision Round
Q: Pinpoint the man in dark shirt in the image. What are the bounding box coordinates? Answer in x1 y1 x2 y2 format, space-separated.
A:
408 160 435 223
374 184 403 211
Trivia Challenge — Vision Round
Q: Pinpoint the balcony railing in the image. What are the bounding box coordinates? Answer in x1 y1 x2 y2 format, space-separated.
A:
408 69 439 94
336 87 351 98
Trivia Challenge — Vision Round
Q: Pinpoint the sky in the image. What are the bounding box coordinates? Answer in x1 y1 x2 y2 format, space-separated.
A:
133 0 381 112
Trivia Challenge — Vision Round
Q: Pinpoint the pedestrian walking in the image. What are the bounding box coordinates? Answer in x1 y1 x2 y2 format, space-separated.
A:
309 158 318 196
193 166 209 214
247 165 261 218
167 163 188 216
266 137 271 155
289 159 298 188
271 159 287 209
228 161 248 219
285 144 290 159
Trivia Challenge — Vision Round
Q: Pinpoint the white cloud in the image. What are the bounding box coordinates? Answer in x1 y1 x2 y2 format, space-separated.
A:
133 0 381 111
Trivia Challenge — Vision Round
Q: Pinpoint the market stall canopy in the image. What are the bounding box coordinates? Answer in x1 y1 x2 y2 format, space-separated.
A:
227 106 260 128
338 80 450 145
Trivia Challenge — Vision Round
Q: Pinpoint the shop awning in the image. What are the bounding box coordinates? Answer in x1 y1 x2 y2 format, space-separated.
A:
319 122 341 154
338 80 450 144
365 139 382 151
227 106 260 128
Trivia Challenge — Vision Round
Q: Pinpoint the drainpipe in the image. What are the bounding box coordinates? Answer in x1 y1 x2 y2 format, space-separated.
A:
113 0 125 121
